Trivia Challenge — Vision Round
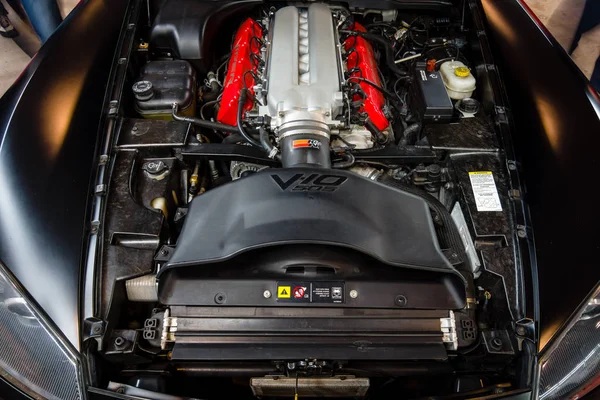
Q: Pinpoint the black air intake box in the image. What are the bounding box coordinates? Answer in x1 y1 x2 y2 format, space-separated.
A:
157 168 466 310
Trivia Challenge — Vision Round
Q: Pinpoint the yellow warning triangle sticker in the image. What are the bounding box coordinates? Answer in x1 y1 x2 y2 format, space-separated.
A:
278 286 291 298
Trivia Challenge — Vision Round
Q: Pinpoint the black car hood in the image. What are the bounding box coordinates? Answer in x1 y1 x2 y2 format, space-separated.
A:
0 0 129 348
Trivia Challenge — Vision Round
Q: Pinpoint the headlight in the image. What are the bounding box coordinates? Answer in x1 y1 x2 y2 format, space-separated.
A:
539 284 600 399
0 262 84 400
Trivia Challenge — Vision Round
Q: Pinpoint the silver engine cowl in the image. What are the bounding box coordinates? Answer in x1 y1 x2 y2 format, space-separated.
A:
260 3 344 168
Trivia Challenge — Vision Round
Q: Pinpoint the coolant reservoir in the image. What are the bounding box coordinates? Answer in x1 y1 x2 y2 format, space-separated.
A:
440 61 476 100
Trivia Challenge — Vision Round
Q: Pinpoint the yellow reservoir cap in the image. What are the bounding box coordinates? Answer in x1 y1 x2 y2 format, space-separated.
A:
454 66 471 77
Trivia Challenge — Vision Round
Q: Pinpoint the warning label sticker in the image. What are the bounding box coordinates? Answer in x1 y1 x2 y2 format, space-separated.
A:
293 286 306 299
277 286 291 299
276 282 344 303
468 171 503 212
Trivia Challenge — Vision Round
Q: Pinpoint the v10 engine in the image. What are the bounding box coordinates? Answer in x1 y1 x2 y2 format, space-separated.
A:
93 0 537 396
259 4 343 168
216 4 388 169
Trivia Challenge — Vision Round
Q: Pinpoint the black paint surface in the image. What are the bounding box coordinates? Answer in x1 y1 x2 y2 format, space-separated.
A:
0 0 130 347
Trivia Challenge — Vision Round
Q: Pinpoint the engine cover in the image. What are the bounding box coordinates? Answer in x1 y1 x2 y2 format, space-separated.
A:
261 4 344 129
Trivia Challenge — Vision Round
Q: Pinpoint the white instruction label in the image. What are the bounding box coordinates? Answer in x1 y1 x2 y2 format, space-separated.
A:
468 171 502 212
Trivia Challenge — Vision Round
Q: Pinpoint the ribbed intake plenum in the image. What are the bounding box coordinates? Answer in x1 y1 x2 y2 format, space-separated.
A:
265 3 343 119
298 9 310 85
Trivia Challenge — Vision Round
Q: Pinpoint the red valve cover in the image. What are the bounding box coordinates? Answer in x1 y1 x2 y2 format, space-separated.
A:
344 22 389 131
216 18 263 127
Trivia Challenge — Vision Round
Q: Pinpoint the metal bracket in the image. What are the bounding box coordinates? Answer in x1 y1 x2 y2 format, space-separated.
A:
515 318 536 351
482 330 515 355
161 308 177 350
509 189 521 200
108 100 119 115
154 245 175 262
95 184 107 195
495 106 509 125
83 318 106 340
440 310 458 351
90 220 101 234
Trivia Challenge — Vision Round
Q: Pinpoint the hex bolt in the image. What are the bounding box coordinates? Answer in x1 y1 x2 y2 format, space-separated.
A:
490 338 503 350
114 337 126 347
263 290 272 299
394 295 408 307
349 290 358 299
214 293 226 304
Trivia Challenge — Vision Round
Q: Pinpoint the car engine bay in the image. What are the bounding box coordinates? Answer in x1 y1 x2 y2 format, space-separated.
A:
87 0 535 398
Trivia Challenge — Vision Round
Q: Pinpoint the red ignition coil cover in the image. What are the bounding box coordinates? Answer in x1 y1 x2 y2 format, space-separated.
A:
344 22 389 131
216 18 263 127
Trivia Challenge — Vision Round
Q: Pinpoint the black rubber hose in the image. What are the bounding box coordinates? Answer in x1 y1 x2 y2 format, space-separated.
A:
347 78 404 114
202 71 221 102
237 89 263 148
332 153 356 169
259 127 281 161
378 176 466 268
222 132 261 144
365 118 388 145
399 122 421 146
171 104 240 134
341 30 409 77
203 83 221 102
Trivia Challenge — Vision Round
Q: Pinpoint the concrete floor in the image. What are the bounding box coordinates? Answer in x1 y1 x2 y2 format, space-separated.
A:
528 0 600 78
0 0 599 97
1 0 78 95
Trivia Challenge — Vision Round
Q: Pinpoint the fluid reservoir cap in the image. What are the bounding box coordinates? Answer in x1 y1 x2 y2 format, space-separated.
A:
132 80 154 101
142 160 168 176
455 98 481 118
457 98 480 114
454 67 471 77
